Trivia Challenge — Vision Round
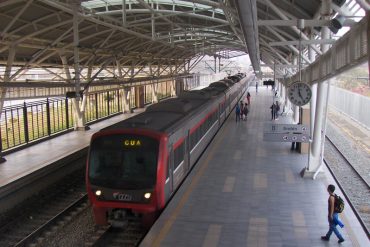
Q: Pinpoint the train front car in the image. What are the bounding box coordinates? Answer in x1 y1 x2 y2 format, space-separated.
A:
86 129 167 226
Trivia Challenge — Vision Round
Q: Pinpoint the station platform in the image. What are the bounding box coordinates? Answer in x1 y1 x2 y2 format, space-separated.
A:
0 109 144 201
141 87 369 247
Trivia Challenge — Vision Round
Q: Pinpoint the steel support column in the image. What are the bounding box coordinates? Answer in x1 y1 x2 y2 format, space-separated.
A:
151 13 155 40
122 0 126 26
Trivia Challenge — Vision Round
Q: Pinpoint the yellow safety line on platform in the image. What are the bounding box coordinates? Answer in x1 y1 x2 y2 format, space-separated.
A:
152 119 231 247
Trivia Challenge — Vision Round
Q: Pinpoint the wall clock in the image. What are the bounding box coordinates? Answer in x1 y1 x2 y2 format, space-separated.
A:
288 82 312 106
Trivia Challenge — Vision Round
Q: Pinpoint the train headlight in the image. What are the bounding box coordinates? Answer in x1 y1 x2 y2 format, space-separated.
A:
144 193 151 199
95 190 102 196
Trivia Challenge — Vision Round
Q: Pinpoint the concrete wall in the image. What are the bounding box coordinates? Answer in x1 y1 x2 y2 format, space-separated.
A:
329 86 370 129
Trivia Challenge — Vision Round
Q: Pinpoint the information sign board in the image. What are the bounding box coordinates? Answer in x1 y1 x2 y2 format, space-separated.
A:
263 133 310 142
264 123 309 133
263 123 310 142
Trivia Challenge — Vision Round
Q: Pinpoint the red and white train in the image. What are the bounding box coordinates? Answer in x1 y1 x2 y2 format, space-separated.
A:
86 73 251 226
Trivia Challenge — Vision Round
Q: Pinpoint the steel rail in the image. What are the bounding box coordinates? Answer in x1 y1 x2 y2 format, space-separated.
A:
324 136 370 239
14 194 89 247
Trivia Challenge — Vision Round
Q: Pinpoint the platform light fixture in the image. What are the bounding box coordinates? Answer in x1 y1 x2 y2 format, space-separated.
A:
329 15 346 34
332 0 346 7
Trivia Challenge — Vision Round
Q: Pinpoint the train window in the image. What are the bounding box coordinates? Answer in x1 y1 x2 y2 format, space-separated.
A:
88 134 159 189
190 131 196 150
174 142 184 170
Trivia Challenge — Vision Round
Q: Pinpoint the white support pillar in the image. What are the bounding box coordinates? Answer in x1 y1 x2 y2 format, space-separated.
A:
87 64 93 81
71 0 87 130
214 56 217 74
284 85 290 113
169 61 173 76
294 104 300 123
122 86 130 113
280 80 284 98
0 44 16 162
59 52 72 82
116 59 123 78
151 13 155 40
151 83 158 103
367 11 370 87
292 56 300 123
170 79 176 97
273 62 276 91
302 0 332 179
131 60 135 78
309 32 317 137
0 44 16 115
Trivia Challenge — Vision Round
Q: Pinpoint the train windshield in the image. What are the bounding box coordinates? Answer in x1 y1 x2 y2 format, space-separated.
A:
88 134 159 189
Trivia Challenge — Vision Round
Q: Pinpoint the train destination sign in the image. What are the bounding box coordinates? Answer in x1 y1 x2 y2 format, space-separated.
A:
123 139 142 147
263 123 310 143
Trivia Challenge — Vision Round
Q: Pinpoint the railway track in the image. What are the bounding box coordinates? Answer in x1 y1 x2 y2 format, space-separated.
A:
85 219 145 247
324 136 370 238
0 169 88 247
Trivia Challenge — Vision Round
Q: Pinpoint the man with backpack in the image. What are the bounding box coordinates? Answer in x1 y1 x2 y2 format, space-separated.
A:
321 184 345 243
235 103 241 122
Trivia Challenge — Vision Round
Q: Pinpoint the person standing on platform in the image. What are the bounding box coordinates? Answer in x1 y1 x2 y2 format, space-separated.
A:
239 101 244 120
235 103 241 122
255 82 258 93
247 92 251 105
270 102 276 120
275 101 280 120
321 184 345 243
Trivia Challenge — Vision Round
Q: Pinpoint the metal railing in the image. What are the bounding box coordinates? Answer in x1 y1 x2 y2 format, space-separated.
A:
0 75 201 154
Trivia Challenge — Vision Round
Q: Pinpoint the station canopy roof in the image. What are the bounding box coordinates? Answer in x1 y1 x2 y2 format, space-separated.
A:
0 0 367 73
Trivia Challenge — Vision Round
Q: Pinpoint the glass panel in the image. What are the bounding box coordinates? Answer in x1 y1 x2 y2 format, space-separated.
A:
89 134 159 189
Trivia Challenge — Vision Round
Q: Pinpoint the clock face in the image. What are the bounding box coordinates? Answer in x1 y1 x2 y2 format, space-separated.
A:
288 82 312 106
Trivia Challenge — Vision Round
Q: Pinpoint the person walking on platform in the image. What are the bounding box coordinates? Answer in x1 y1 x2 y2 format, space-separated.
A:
321 184 345 243
243 103 249 121
270 103 276 120
235 103 241 122
246 92 251 105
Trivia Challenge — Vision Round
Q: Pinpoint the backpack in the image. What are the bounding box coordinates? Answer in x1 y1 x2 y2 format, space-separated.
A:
244 107 249 115
334 194 345 213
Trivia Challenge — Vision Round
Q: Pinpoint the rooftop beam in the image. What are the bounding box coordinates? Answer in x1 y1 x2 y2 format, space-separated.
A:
269 39 336 46
259 0 322 56
257 19 354 27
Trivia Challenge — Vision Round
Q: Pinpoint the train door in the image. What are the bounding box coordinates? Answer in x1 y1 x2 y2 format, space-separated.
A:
185 130 190 171
165 145 174 201
169 146 174 194
218 102 222 127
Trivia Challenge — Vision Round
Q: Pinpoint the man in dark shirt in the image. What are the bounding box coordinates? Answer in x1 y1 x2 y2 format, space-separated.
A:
321 184 345 243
